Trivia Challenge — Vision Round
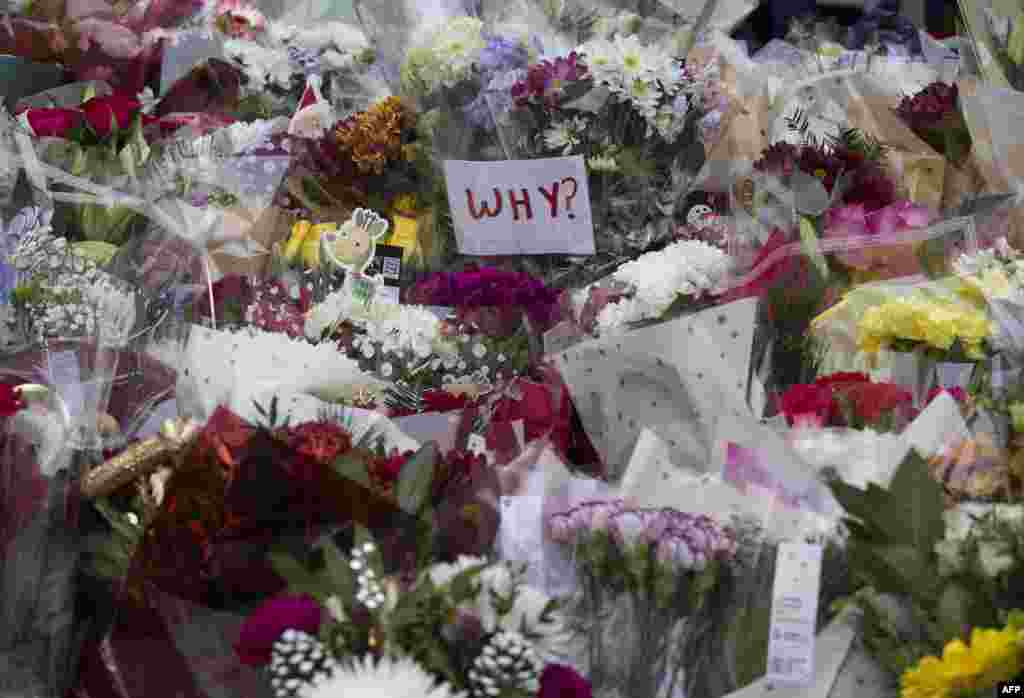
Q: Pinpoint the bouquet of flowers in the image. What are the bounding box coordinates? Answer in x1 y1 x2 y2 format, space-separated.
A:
829 449 1024 694
548 499 740 698
572 239 732 333
214 0 376 118
246 534 587 698
857 293 992 361
779 371 915 431
499 34 722 271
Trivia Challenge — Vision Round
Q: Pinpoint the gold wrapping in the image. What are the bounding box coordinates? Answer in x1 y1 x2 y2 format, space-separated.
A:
80 418 200 499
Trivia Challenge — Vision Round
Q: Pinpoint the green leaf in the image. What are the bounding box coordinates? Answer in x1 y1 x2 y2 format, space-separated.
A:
322 541 355 601
936 581 973 642
333 453 373 489
447 561 488 602
268 552 328 600
395 442 439 516
887 450 946 551
850 544 940 603
799 216 830 283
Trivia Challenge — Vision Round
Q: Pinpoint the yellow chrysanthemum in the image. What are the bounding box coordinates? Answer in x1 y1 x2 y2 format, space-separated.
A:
857 296 991 357
901 627 1024 698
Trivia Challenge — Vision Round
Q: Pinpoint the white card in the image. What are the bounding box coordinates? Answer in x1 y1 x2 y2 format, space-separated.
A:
766 542 823 687
498 495 546 588
443 157 596 256
48 351 84 423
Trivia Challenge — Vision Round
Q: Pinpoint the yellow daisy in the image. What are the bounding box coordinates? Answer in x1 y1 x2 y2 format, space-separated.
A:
900 627 1024 698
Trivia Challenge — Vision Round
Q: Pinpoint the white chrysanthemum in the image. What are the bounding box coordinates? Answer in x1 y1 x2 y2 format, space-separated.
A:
302 654 464 698
278 21 369 53
578 38 618 78
542 117 587 155
613 34 668 81
596 240 732 331
401 17 486 96
224 40 293 90
428 558 569 661
587 152 619 173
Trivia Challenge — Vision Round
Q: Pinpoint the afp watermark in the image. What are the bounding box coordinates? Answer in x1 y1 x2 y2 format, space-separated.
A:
999 682 1024 694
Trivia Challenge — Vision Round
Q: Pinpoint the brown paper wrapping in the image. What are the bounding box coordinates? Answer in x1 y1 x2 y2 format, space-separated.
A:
704 91 771 166
207 205 297 277
844 83 947 211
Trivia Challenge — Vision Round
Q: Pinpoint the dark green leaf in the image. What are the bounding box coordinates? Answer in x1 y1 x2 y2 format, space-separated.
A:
936 582 973 643
268 552 327 599
395 442 439 516
850 544 940 603
887 450 946 551
447 561 488 602
333 453 373 489
322 541 354 601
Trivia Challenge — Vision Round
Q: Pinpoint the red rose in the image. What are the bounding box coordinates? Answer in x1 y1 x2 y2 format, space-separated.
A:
21 107 83 138
81 94 142 136
780 384 835 427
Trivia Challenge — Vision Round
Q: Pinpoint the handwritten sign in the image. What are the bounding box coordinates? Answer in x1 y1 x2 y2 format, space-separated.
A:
443 157 595 256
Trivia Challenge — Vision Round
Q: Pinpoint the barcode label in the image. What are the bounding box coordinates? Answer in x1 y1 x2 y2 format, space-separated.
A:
766 542 823 687
770 658 807 676
381 256 401 279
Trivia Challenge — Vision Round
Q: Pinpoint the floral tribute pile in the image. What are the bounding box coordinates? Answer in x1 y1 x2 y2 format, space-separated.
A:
5 1 1024 698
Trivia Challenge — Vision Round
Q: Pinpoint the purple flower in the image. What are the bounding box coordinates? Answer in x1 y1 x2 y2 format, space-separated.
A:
539 664 593 698
464 93 497 130
235 595 323 666
479 35 529 73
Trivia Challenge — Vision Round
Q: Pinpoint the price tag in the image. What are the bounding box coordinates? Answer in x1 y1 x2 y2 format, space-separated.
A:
766 542 823 687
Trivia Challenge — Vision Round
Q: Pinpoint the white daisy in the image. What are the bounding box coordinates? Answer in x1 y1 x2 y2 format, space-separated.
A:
542 116 587 155
302 654 464 698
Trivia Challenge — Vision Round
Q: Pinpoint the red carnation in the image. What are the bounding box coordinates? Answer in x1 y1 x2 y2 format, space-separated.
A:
780 384 835 427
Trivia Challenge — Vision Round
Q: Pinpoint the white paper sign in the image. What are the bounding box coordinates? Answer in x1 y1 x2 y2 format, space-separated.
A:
443 157 596 256
766 542 824 687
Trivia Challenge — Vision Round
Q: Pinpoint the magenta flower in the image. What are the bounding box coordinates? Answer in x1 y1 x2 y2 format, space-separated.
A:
865 200 933 235
512 52 588 106
539 664 593 698
21 108 83 138
235 595 322 666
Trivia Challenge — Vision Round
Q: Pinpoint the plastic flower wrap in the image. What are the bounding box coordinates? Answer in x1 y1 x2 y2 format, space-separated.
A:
218 7 376 118
496 32 721 281
547 499 739 698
